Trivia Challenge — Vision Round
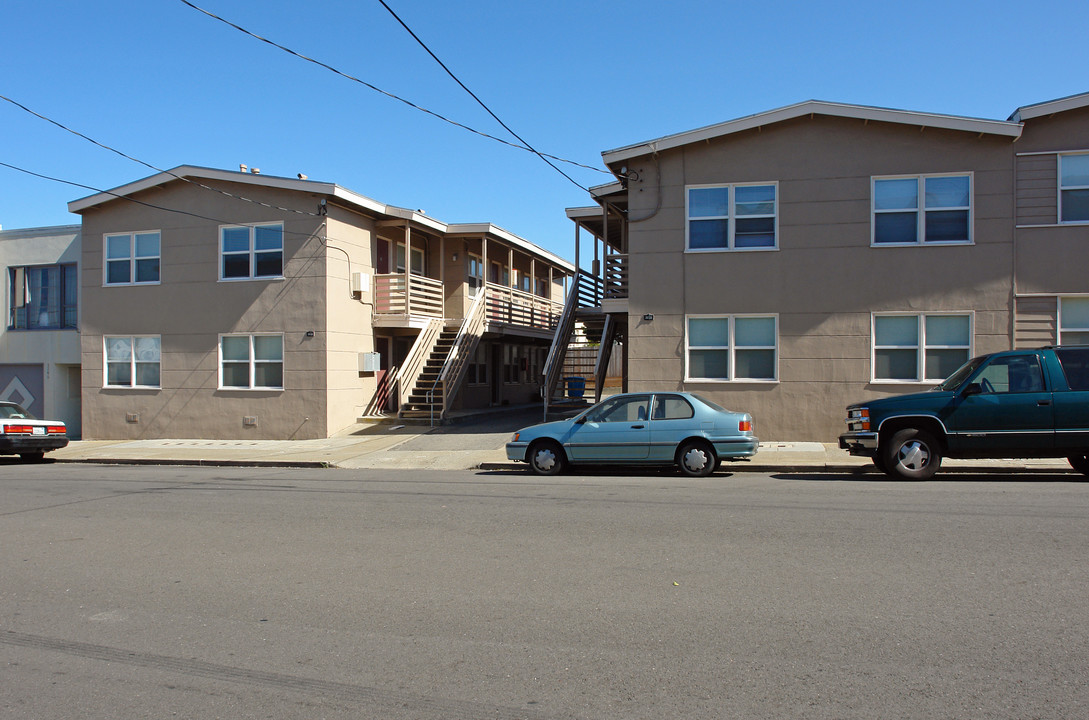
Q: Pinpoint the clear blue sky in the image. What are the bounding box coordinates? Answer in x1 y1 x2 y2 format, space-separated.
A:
1 0 1086 260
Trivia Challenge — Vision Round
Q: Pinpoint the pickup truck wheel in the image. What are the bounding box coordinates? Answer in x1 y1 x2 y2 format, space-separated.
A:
1067 454 1089 477
883 428 941 480
871 453 888 474
528 440 566 476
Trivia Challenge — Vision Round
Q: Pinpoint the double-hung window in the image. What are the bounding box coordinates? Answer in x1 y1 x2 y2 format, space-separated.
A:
1059 297 1089 344
687 183 777 251
105 231 160 284
873 313 970 382
104 336 161 388
220 334 284 389
467 254 483 297
686 315 777 381
1060 154 1089 223
220 224 283 280
9 263 77 329
872 174 971 244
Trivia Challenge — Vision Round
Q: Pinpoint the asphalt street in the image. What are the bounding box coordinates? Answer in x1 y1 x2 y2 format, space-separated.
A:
1 463 1087 719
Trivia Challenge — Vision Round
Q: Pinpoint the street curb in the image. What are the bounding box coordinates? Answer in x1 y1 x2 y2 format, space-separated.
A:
476 461 1079 475
54 458 331 469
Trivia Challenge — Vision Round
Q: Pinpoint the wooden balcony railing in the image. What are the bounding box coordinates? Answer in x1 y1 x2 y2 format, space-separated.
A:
485 283 563 331
604 254 628 299
374 274 444 318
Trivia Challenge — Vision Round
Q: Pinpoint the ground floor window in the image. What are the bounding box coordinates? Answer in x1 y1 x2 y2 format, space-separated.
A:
873 313 971 382
466 344 488 385
686 315 777 381
1059 297 1089 345
220 334 284 389
105 335 161 388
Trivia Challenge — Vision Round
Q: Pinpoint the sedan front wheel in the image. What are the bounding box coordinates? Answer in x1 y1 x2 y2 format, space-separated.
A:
528 440 566 476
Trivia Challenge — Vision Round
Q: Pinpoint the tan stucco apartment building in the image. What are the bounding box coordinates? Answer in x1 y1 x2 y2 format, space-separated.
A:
562 92 1089 441
69 166 572 440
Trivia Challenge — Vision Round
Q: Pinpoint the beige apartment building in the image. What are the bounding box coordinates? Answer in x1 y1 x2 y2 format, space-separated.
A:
558 92 1089 441
69 166 572 440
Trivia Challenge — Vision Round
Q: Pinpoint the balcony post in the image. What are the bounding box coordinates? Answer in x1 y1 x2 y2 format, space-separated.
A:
403 222 412 316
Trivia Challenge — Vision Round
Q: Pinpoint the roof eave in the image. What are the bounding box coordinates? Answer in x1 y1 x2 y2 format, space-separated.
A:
602 100 1023 166
1009 91 1089 122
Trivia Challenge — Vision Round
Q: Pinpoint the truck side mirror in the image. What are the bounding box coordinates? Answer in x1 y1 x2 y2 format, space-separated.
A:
962 382 983 397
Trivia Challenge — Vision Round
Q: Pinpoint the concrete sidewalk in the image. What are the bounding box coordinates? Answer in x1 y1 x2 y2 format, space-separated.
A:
46 422 1078 475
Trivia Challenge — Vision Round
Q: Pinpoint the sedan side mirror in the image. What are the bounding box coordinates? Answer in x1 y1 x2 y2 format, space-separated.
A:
962 382 983 397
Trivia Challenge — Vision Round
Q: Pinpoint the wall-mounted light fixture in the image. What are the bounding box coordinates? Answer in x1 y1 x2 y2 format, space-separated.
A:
305 331 315 338
643 314 654 321
452 253 458 262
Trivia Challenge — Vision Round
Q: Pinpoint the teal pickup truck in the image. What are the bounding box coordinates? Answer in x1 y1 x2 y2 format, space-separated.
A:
839 346 1089 479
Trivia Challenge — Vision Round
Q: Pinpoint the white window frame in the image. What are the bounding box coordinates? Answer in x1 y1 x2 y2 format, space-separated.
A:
684 314 779 383
466 253 483 297
1059 296 1089 344
871 173 973 246
1059 153 1089 224
103 335 161 388
218 333 284 390
685 182 779 252
871 312 973 383
219 223 284 281
103 231 161 286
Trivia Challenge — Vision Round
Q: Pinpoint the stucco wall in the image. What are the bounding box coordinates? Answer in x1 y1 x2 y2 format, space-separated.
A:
79 180 332 440
620 115 1017 441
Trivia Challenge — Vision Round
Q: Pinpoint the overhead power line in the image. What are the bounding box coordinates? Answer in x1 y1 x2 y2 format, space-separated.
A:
0 93 322 219
176 0 608 182
375 0 588 191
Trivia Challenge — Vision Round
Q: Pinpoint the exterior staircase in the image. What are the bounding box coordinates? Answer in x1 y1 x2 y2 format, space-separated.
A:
400 329 457 419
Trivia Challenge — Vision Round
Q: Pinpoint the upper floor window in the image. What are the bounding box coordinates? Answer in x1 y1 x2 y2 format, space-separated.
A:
9 263 77 330
872 174 971 245
221 224 283 280
686 315 778 382
687 183 777 251
1060 154 1089 223
467 254 483 297
220 334 284 389
105 231 160 285
105 335 161 388
1059 297 1089 345
873 313 970 382
396 243 424 275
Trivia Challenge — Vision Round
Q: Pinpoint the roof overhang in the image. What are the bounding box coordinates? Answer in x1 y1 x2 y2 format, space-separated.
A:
65 165 570 268
602 100 1024 166
68 165 389 216
446 223 574 272
1009 91 1089 121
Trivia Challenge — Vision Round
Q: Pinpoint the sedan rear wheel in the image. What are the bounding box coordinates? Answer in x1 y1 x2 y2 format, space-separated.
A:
20 452 45 463
677 440 716 478
529 440 566 476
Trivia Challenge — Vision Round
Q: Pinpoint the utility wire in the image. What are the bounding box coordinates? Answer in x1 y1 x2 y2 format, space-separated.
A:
375 0 589 191
177 0 608 180
0 93 323 219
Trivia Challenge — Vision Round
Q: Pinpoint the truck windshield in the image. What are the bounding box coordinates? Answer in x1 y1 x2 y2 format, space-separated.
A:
932 356 987 391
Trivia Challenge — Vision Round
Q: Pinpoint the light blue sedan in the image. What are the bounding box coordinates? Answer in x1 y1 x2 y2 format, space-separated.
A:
506 392 758 476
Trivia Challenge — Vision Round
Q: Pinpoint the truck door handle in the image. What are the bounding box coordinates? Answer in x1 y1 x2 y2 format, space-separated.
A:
1037 400 1051 406
631 424 645 429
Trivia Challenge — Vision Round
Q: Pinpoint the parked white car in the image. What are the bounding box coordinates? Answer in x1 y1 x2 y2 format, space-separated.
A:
0 401 68 462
